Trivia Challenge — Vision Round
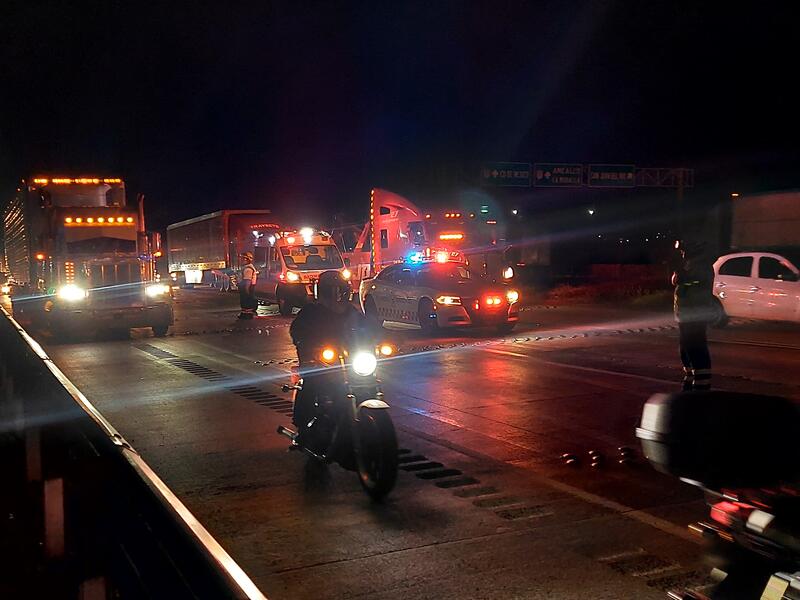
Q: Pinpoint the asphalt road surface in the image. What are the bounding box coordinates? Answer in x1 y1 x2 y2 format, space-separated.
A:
35 289 800 599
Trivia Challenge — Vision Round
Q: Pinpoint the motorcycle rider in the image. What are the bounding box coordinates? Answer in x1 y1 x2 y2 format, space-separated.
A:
672 238 714 391
289 270 366 445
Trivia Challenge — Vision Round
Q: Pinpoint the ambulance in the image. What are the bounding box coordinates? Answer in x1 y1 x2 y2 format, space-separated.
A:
254 227 351 315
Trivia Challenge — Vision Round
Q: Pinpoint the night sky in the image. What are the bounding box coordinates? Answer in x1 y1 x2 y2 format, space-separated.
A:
1 1 798 230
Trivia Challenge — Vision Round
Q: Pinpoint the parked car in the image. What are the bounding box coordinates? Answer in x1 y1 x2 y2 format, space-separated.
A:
712 252 800 325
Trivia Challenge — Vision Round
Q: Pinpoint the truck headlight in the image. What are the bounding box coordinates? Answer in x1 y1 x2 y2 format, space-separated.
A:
341 268 352 280
58 284 88 302
352 351 377 376
502 266 514 279
146 284 170 297
286 271 300 282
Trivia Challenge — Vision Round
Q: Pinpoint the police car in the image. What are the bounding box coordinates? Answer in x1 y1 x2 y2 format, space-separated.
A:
360 250 520 334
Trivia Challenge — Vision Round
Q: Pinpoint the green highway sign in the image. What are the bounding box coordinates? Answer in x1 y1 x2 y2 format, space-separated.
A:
481 162 531 187
587 164 636 188
534 163 583 187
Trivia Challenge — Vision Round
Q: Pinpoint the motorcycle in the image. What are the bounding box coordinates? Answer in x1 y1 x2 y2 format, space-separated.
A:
278 341 399 500
637 391 800 599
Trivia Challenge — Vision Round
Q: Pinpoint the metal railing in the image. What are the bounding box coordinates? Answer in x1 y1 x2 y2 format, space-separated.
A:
0 305 267 599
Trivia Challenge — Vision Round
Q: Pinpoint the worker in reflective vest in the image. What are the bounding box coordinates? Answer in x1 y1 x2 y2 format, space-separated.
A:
237 252 259 320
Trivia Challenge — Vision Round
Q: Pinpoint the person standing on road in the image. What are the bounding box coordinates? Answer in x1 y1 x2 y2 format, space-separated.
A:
672 239 714 391
237 252 258 320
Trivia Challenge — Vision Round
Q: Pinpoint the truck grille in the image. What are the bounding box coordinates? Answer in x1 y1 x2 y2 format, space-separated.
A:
87 263 145 308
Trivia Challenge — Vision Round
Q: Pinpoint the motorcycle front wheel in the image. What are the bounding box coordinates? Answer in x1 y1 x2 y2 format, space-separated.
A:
356 408 398 501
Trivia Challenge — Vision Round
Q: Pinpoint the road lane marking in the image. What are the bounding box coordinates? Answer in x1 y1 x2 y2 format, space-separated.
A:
482 347 678 385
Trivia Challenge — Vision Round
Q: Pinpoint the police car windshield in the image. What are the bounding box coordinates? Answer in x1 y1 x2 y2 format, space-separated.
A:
281 245 344 270
419 263 471 285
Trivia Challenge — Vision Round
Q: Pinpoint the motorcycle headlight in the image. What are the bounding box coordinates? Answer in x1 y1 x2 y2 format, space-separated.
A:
352 351 377 376
58 284 87 302
146 284 170 297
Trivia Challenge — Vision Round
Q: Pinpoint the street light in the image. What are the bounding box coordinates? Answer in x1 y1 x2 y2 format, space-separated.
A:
587 208 595 216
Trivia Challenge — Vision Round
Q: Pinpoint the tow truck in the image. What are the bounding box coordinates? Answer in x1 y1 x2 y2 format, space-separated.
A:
359 248 520 334
254 227 351 315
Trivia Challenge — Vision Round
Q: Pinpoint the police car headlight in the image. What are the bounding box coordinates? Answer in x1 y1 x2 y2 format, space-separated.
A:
58 284 88 302
146 284 170 297
286 271 300 282
352 351 377 376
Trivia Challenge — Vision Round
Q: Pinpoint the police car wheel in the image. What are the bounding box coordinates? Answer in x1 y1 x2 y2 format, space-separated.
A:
418 298 439 334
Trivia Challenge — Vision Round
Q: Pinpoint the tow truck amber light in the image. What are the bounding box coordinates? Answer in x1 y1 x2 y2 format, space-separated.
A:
286 271 300 282
436 295 461 306
439 233 464 241
321 348 336 362
506 290 519 304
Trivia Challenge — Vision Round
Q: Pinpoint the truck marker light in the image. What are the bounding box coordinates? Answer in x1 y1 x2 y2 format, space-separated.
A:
98 217 105 223
117 217 124 223
87 217 94 223
34 178 49 185
126 217 134 223
65 217 73 223
75 218 83 223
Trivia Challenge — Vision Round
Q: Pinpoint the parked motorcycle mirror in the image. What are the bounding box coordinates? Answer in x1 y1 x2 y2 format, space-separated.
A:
636 391 800 490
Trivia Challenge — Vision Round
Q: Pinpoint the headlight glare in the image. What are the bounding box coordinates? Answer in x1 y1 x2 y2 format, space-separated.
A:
286 271 300 282
502 266 514 279
506 290 520 304
352 351 377 376
146 284 170 297
58 284 87 302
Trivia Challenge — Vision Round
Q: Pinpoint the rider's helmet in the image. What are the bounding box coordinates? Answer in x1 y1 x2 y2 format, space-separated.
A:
316 270 351 304
240 251 254 263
